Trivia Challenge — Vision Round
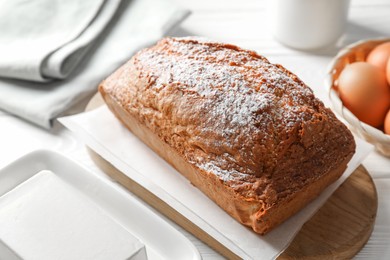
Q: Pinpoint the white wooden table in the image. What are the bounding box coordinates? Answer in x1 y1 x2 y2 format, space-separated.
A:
0 0 389 259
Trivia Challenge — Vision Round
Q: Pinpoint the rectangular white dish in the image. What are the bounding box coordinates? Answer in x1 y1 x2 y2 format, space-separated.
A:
0 169 147 260
0 150 200 260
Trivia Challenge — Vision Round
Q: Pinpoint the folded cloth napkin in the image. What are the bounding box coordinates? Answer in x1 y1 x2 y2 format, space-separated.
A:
0 0 121 82
0 0 189 128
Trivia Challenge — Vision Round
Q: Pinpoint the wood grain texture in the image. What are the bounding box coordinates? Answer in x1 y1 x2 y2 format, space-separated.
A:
86 93 377 259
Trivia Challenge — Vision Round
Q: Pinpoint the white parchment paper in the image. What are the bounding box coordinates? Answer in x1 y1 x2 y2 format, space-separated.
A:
59 106 373 259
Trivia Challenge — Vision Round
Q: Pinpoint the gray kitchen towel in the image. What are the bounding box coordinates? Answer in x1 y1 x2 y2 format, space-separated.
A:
0 0 121 82
0 0 189 128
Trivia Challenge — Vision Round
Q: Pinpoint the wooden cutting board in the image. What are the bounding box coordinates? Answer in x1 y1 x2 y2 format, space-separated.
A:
86 93 378 259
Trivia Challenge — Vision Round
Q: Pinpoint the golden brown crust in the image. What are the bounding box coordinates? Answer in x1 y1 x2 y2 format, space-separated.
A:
99 37 356 234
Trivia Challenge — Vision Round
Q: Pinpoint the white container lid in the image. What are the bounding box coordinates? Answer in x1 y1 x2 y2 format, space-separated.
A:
0 170 147 260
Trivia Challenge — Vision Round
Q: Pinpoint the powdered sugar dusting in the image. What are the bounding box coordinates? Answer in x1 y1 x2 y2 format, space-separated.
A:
132 37 321 183
197 161 249 182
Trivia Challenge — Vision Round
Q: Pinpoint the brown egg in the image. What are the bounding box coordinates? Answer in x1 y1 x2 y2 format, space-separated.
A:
387 57 390 85
338 62 390 127
385 110 390 135
366 42 390 71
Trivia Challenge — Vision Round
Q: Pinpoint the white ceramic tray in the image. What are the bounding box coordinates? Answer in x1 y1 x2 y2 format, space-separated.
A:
0 150 201 260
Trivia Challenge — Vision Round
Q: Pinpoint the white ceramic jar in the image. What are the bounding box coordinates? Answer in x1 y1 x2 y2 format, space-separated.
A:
269 0 351 50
